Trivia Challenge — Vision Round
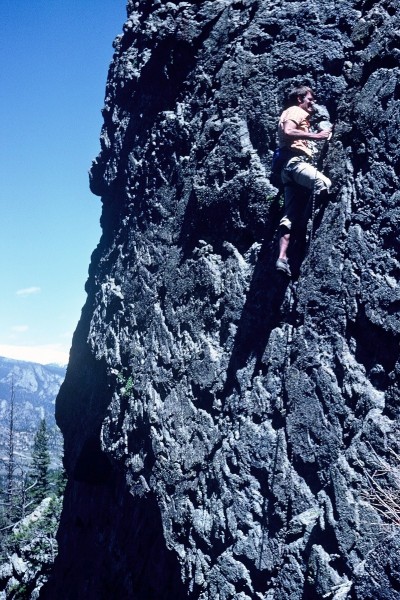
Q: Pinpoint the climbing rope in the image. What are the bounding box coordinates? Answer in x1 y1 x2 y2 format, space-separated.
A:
302 132 332 328
308 165 318 246
308 132 331 247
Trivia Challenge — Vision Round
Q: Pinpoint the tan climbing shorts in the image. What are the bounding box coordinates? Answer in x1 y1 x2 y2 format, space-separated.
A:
280 156 331 230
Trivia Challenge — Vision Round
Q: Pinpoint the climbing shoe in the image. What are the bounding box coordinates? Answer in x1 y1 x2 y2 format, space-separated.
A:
276 258 291 277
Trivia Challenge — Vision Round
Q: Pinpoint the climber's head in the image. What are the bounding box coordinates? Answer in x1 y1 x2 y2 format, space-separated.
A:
287 85 315 114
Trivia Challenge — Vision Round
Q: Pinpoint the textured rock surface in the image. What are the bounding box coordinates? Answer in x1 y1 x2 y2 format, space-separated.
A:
43 0 400 598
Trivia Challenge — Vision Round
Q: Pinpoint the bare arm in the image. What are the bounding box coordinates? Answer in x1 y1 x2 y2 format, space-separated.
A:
282 119 332 141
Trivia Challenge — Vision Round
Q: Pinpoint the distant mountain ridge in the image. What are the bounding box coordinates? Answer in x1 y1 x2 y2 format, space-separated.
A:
0 356 65 468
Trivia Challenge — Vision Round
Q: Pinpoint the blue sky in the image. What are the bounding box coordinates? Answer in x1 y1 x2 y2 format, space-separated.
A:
0 1 126 365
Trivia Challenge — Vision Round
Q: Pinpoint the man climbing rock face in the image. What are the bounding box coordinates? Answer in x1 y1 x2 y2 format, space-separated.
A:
275 86 332 277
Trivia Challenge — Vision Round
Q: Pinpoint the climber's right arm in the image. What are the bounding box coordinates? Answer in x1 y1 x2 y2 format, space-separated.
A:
282 120 331 141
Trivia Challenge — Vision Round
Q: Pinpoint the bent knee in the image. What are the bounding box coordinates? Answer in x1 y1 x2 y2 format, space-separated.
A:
315 174 331 193
279 216 292 230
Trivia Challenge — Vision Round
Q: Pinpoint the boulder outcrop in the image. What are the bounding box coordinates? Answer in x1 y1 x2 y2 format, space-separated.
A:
43 1 400 598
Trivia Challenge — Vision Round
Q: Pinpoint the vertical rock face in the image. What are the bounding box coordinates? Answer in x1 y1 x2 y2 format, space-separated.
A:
44 1 400 598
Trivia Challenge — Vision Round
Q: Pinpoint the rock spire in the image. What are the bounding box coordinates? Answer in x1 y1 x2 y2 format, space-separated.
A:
43 1 400 598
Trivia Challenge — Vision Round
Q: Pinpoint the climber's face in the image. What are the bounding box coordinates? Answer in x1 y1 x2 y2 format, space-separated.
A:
298 92 315 114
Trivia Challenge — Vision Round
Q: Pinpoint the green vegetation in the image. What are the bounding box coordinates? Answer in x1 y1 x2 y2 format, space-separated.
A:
28 419 51 507
0 412 66 597
6 496 63 559
117 372 135 397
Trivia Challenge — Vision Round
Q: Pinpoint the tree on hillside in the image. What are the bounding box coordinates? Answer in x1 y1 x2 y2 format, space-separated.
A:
0 379 32 538
29 418 51 507
0 379 20 528
5 379 16 520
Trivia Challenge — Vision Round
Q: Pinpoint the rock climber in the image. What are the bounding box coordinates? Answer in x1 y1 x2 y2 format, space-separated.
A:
274 85 332 277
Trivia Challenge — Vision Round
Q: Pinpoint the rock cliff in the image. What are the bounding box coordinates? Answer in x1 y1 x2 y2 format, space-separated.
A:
43 1 400 598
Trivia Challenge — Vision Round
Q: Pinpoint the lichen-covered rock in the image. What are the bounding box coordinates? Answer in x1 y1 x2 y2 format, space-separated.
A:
43 0 400 598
